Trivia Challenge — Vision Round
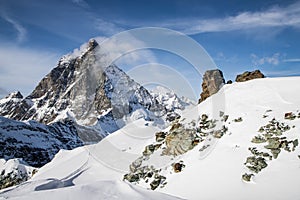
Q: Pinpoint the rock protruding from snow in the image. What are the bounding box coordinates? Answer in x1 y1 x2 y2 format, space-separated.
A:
235 69 265 82
199 69 225 103
0 158 37 190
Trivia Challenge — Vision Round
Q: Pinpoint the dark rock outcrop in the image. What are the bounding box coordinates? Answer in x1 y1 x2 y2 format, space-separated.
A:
226 80 233 84
0 116 84 167
199 69 225 103
235 70 265 82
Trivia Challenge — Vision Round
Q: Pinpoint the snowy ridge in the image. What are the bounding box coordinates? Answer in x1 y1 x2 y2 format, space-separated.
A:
150 86 195 111
150 86 195 122
1 77 300 199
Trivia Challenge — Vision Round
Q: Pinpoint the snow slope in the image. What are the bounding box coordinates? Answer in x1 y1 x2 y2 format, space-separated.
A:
1 77 300 199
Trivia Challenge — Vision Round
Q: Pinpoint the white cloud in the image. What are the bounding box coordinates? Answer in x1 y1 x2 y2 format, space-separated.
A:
0 12 27 43
94 35 157 67
251 53 280 66
94 19 124 36
127 63 198 101
0 44 59 96
214 52 238 63
283 58 300 63
264 69 300 77
162 2 300 34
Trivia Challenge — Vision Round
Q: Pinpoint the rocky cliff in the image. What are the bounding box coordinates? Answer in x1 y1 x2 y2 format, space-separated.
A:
198 69 225 103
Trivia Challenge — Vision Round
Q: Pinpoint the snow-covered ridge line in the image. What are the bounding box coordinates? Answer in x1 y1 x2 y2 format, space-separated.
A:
1 77 300 199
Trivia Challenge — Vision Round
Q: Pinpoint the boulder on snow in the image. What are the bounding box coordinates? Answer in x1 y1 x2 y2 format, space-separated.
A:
199 69 225 103
163 125 196 156
235 70 265 82
173 162 185 173
284 112 296 120
242 173 254 182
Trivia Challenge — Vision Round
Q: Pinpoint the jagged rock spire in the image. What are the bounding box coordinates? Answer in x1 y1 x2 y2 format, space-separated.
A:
199 69 225 103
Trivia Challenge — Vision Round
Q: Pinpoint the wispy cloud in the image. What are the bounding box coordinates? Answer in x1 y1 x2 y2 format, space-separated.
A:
127 63 198 101
214 52 238 63
0 44 59 95
94 19 124 36
163 1 300 34
0 12 27 43
71 0 90 9
94 36 157 67
251 53 280 66
283 58 300 63
264 69 300 77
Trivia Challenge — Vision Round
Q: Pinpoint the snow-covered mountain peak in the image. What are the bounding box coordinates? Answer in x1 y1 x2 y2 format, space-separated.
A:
151 85 174 95
59 38 99 65
150 85 195 112
6 91 23 99
0 38 170 134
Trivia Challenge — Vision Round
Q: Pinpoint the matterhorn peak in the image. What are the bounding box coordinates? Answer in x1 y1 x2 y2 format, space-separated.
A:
0 38 166 131
87 38 99 51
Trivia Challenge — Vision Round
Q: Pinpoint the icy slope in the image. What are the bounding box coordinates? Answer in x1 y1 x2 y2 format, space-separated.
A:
1 77 300 199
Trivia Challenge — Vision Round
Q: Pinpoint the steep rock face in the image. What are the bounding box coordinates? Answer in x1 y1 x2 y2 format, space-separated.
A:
235 70 265 82
0 92 32 120
199 69 225 103
0 116 84 167
0 39 164 130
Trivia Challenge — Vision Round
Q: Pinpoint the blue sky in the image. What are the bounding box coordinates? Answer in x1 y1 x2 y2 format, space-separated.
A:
0 0 300 100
